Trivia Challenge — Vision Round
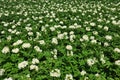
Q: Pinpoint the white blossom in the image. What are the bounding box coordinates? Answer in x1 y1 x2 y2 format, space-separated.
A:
22 43 31 48
30 65 39 71
90 22 96 26
82 35 89 41
86 27 90 31
2 46 10 54
67 51 73 56
104 42 109 47
52 38 58 44
103 26 109 31
91 39 97 44
69 31 74 35
81 70 86 76
0 69 5 76
65 74 73 80
80 38 84 42
26 74 30 78
95 73 100 77
32 58 39 64
13 40 23 46
98 25 102 28
115 60 120 66
114 48 120 53
66 45 73 50
50 69 61 77
12 48 19 53
4 77 13 80
87 58 97 66
90 36 95 40
50 27 55 31
7 35 11 41
70 34 75 42
28 32 33 36
34 46 42 52
93 31 98 35
57 34 64 39
38 40 45 45
18 61 28 69
105 35 112 40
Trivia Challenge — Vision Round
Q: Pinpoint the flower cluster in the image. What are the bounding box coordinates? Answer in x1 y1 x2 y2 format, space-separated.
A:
0 0 120 79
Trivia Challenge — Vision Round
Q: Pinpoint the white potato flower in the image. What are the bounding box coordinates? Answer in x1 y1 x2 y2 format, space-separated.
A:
8 29 12 33
0 69 5 76
36 32 41 36
90 22 96 26
41 26 46 32
100 58 106 64
91 39 97 44
13 40 23 46
38 40 45 45
53 55 57 59
25 27 32 31
12 25 16 28
28 32 33 36
87 58 96 66
50 69 61 77
66 45 73 50
67 51 73 56
104 42 109 47
115 60 120 66
80 38 84 42
105 35 112 40
82 35 89 41
93 31 98 35
4 23 9 27
51 49 57 55
52 38 58 44
18 61 28 69
70 35 75 42
11 30 16 34
65 74 73 80
7 35 11 41
103 26 109 31
16 31 21 35
69 31 74 35
60 21 63 24
84 77 89 80
69 25 75 29
22 43 31 48
26 74 30 78
86 27 90 31
95 73 100 77
57 33 64 39
1 31 5 34
4 77 13 80
112 20 118 25
76 25 81 28
51 49 58 59
114 48 120 53
98 25 102 28
32 58 39 64
81 70 86 76
12 48 19 53
63 32 68 35
30 65 39 71
2 46 10 54
50 27 55 31
34 46 42 52
90 36 95 40
62 26 67 29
